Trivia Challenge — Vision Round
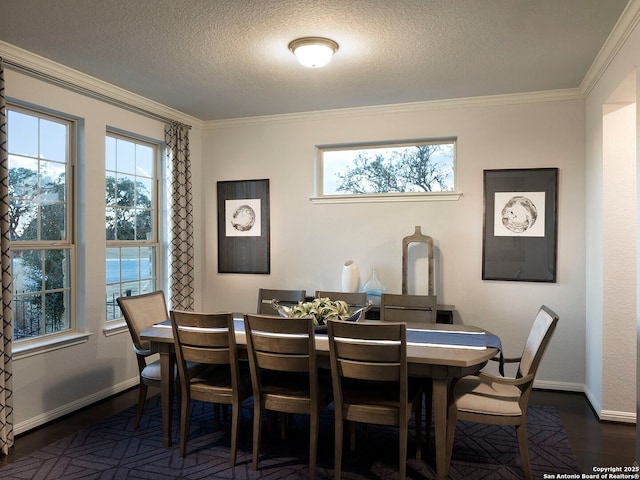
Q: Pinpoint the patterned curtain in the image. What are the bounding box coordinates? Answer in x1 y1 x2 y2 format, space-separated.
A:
0 61 14 455
165 122 194 311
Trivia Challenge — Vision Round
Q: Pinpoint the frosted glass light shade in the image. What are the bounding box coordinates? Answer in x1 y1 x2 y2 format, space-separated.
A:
288 37 339 68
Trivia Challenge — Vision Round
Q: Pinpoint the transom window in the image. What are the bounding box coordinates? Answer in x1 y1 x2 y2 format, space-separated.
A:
315 138 457 201
7 105 74 342
105 132 159 321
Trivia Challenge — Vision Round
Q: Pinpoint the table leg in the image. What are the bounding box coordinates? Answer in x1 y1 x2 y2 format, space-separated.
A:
158 349 175 447
432 377 448 480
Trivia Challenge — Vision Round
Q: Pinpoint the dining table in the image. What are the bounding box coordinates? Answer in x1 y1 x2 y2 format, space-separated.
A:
140 317 501 480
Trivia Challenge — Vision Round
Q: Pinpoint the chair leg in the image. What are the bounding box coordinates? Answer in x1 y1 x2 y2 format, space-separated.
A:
135 383 148 429
252 401 262 471
423 381 433 453
445 405 458 468
230 403 240 466
334 414 343 480
309 409 319 480
415 397 423 460
516 422 532 480
179 393 190 457
399 421 408 480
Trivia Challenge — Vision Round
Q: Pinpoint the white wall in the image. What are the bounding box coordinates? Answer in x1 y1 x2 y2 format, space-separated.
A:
603 100 636 418
585 13 640 421
4 68 204 431
202 97 586 390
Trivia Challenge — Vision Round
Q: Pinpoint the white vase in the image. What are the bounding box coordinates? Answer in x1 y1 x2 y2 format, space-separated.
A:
341 260 359 292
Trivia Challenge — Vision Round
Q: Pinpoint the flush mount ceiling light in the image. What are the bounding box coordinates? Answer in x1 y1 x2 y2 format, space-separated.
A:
288 37 339 68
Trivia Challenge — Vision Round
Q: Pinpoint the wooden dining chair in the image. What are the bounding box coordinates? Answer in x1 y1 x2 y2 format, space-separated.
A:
243 313 332 480
380 293 438 323
256 288 306 314
315 291 368 319
117 290 189 429
170 310 252 463
445 305 559 480
327 319 423 480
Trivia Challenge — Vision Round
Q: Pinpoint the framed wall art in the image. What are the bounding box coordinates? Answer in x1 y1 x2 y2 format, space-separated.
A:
482 168 558 282
217 179 270 274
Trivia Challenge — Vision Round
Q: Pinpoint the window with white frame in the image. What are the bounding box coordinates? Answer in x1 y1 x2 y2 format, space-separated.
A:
316 138 457 200
105 132 159 321
7 105 74 342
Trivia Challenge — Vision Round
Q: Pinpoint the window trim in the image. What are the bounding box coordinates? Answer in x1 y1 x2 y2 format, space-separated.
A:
7 102 78 346
313 137 461 203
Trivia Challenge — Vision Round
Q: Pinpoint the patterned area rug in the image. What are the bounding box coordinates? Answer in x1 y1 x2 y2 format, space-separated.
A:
0 395 580 479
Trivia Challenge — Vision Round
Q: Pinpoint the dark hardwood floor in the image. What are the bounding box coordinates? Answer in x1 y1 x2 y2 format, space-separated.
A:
1 388 636 473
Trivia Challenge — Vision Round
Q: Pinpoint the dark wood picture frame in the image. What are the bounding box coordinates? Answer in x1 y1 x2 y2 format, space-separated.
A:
482 168 558 282
217 179 270 274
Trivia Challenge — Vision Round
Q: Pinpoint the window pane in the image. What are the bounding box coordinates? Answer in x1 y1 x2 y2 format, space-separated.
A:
13 250 43 293
105 246 157 321
44 249 70 290
45 291 70 333
105 136 116 171
106 175 117 206
40 118 67 161
116 139 136 174
7 110 38 157
136 144 153 177
321 140 455 195
136 209 152 240
13 293 43 340
40 203 65 241
106 207 116 240
117 174 136 207
116 208 136 240
12 202 37 241
12 248 71 340
136 177 153 207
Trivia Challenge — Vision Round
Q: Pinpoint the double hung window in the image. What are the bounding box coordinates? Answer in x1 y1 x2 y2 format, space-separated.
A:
105 132 159 321
7 105 74 342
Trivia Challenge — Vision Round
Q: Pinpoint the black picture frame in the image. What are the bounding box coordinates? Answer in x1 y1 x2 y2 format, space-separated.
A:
482 168 558 282
217 179 270 274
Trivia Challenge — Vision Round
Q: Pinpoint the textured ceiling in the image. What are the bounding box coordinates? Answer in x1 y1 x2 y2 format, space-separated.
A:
0 0 630 121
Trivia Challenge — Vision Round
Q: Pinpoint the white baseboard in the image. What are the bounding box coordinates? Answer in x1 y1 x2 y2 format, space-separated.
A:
534 379 585 392
583 383 636 424
14 377 139 435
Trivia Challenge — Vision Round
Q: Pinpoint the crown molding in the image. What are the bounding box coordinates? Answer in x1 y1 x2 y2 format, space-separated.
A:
580 0 640 97
0 41 202 129
203 88 583 130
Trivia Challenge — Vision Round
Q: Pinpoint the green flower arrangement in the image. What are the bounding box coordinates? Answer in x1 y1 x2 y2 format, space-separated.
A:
288 297 352 326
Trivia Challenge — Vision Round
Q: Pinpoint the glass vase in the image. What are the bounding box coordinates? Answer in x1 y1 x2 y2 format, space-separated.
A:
363 269 385 306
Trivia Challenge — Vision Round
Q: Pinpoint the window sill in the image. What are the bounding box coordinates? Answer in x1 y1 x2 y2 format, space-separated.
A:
13 332 93 360
310 192 463 204
103 320 129 337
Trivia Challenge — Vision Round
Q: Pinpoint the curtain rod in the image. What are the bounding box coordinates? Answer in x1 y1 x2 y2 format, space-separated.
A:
1 57 192 129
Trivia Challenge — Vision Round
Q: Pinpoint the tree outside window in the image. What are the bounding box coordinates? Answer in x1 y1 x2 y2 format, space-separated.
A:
320 139 456 197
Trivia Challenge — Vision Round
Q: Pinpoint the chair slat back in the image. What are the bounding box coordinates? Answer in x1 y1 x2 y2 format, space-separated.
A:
380 293 437 323
171 310 235 366
244 314 315 373
518 305 559 378
315 291 367 309
328 321 406 383
117 291 169 351
257 288 306 314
